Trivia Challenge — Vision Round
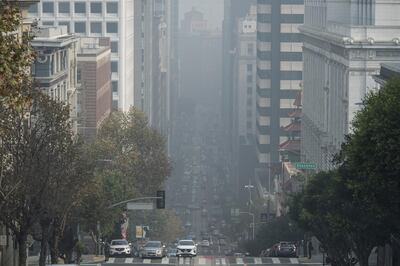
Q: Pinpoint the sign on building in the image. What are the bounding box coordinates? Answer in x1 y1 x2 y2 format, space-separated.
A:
295 162 317 170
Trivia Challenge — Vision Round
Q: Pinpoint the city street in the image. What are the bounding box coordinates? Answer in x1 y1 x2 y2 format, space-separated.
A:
99 256 322 266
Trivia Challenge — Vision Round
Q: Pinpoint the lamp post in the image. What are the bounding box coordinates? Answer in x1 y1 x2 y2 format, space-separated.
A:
244 181 254 211
239 211 255 240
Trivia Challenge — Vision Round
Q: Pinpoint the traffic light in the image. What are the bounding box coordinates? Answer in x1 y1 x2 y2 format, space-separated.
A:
156 190 165 209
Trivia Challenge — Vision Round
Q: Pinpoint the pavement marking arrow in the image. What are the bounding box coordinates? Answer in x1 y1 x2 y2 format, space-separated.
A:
143 259 151 264
221 258 226 265
161 257 169 264
216 258 221 265
236 258 244 264
290 258 299 264
125 258 133 263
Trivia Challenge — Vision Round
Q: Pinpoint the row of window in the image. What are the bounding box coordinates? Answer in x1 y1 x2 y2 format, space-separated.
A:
30 2 118 15
44 21 118 34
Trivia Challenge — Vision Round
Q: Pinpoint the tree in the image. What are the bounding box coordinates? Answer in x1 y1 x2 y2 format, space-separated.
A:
0 1 35 104
72 107 172 246
0 91 78 266
289 171 354 265
241 216 304 256
336 78 400 266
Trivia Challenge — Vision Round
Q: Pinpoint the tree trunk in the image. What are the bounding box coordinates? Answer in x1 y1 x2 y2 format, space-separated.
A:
355 247 372 266
39 218 52 266
17 232 28 266
49 217 65 264
39 235 48 266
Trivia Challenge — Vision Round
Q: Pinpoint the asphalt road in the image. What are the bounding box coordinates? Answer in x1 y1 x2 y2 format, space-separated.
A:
100 256 322 266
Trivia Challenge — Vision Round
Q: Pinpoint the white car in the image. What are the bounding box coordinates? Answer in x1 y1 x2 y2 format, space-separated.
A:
176 240 197 257
108 239 131 257
199 240 210 247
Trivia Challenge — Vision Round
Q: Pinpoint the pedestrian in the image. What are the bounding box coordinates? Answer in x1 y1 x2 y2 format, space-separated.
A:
307 240 313 259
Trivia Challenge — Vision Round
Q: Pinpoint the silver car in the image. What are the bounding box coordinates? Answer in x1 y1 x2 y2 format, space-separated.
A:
140 241 166 258
108 239 132 257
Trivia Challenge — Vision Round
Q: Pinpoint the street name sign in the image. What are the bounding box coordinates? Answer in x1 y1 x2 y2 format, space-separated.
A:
127 202 154 210
295 162 317 170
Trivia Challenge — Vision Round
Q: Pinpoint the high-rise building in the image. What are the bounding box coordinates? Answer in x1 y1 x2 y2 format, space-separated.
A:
221 0 256 199
28 0 134 111
256 0 304 181
77 37 112 140
301 0 400 170
133 0 178 146
32 26 79 132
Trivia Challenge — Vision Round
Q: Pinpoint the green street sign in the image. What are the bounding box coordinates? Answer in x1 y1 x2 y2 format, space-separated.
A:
295 162 317 170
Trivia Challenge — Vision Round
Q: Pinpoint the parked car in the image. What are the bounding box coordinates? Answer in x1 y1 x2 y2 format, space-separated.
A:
139 241 166 258
108 239 132 257
272 242 297 257
176 240 197 257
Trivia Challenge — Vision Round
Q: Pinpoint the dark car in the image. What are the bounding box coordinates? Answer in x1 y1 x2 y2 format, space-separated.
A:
275 242 297 257
139 241 166 258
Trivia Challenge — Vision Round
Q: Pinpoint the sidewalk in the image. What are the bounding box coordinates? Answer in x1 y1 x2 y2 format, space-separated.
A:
298 254 324 264
27 254 105 265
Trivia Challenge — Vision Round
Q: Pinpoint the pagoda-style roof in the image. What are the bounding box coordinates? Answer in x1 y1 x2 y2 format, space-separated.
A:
279 139 301 151
282 122 301 132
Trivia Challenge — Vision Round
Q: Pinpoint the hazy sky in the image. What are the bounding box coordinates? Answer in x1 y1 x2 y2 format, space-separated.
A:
179 0 224 31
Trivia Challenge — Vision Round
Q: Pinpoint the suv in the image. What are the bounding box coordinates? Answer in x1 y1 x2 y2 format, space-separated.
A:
176 240 197 257
275 242 297 257
108 239 132 257
140 241 166 258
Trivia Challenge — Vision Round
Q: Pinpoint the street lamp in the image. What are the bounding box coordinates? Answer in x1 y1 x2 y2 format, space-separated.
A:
244 181 254 209
239 211 255 241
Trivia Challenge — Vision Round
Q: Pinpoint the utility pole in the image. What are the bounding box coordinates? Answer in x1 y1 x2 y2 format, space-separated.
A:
239 211 255 240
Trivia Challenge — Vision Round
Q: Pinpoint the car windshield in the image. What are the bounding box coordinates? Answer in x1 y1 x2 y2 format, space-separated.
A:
145 242 161 248
111 240 128 245
179 240 194 246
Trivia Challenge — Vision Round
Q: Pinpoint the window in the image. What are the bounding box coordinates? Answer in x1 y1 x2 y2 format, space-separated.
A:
42 2 54 13
247 75 253 83
91 22 102 34
42 21 54 26
247 43 254 55
90 2 102 14
111 41 118 53
58 21 70 32
77 69 81 82
74 22 86 33
106 2 118 14
106 22 118 33
112 81 118 92
58 2 70 13
75 2 86 13
247 64 253 72
28 3 38 13
111 61 118 73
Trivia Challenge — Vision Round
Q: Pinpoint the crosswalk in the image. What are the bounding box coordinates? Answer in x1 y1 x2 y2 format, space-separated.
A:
105 256 303 265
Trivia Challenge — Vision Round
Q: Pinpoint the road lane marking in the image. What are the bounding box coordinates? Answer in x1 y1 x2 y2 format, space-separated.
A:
185 257 191 265
272 258 280 264
236 258 244 264
198 257 206 265
254 258 262 264
106 258 115 263
221 258 226 265
162 257 169 264
216 258 221 265
143 259 151 264
290 258 299 264
125 258 133 263
179 257 184 264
